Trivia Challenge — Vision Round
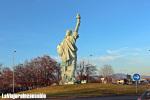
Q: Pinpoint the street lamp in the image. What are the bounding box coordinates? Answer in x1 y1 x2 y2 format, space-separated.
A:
86 54 93 83
88 54 93 64
13 50 16 93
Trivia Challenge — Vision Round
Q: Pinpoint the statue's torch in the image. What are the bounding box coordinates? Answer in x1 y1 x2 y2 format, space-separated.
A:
75 13 81 32
76 13 81 19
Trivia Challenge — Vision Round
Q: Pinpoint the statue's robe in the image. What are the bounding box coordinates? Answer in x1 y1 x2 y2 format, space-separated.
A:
57 32 79 82
57 32 78 64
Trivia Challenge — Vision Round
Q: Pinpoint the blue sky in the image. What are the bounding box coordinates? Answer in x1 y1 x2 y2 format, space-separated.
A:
0 0 150 75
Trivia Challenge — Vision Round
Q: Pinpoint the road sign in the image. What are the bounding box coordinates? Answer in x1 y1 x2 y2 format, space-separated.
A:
133 73 140 81
133 73 140 94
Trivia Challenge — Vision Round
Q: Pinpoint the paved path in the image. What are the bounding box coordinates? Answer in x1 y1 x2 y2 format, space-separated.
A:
74 96 138 100
47 95 139 100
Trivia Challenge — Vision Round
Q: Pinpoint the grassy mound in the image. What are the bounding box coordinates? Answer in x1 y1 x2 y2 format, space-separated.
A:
18 83 150 97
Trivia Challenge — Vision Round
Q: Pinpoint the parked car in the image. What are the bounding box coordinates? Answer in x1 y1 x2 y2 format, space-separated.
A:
137 89 150 100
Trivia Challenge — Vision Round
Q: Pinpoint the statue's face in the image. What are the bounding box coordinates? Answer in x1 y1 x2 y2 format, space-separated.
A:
66 30 72 36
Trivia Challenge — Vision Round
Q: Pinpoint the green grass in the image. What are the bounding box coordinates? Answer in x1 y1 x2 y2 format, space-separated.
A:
17 83 150 97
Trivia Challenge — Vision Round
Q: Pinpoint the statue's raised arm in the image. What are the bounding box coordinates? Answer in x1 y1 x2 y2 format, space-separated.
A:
74 13 81 33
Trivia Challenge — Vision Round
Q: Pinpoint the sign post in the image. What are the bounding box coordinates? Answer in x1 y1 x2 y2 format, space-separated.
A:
133 73 140 94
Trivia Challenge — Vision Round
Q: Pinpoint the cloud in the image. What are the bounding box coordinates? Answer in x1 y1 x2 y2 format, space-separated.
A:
99 54 122 62
96 47 129 63
106 47 129 54
78 47 135 64
106 47 145 57
78 47 150 75
79 47 148 66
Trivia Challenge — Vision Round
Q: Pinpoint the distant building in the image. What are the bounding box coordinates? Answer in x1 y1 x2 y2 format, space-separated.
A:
117 79 124 84
140 79 149 85
100 77 113 84
81 80 87 84
111 74 133 85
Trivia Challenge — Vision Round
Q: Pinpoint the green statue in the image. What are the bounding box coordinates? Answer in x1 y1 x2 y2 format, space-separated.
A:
57 14 81 84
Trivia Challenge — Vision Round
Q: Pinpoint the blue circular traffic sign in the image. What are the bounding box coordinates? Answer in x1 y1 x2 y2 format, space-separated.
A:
133 73 140 81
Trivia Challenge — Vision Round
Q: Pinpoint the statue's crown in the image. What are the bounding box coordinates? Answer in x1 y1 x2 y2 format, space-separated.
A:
66 30 72 36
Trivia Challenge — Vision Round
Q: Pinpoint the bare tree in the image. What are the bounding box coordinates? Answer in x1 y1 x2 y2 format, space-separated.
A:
100 64 114 77
85 63 97 83
1 67 13 89
76 61 98 83
0 63 2 75
0 64 3 89
76 61 86 81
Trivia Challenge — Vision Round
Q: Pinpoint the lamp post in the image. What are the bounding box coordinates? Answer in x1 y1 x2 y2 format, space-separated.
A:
89 54 93 64
86 54 93 83
13 50 16 93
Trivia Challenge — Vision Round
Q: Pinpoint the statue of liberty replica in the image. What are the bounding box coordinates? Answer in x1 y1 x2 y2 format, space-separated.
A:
57 14 81 84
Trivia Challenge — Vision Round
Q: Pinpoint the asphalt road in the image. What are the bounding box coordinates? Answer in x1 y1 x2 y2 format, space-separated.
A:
73 96 138 100
48 95 139 100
